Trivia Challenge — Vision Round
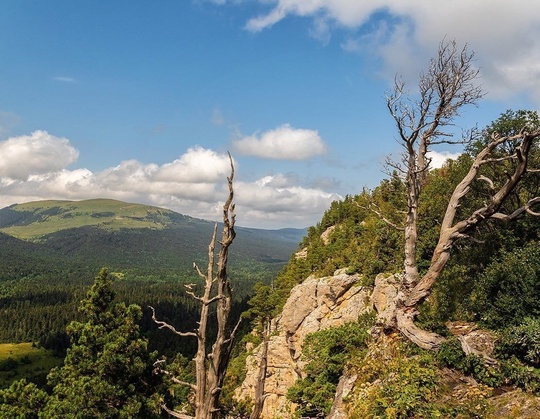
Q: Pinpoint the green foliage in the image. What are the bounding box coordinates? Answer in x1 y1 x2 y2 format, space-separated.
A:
162 354 196 414
349 337 442 418
220 347 252 417
437 336 540 393
287 314 374 417
0 343 63 389
499 357 540 393
472 241 540 328
349 336 493 418
42 268 162 418
0 379 48 419
243 282 280 328
496 317 540 367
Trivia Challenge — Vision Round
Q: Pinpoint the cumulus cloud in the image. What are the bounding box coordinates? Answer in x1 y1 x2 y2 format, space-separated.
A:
0 133 336 228
427 150 461 169
242 0 540 103
233 124 327 160
235 175 342 227
0 131 79 180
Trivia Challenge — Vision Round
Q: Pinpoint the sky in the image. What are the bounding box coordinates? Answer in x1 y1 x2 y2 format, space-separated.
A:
1 1 539 229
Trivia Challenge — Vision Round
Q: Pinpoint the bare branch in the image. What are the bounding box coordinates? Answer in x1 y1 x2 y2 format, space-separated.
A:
477 175 495 190
149 306 197 338
356 201 405 231
193 262 206 280
491 197 540 221
161 404 194 419
153 361 198 391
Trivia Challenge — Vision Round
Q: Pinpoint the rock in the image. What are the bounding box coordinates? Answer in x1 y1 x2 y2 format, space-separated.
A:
370 273 399 326
294 247 308 259
328 371 357 419
235 269 372 418
320 225 336 245
491 389 540 418
446 321 497 363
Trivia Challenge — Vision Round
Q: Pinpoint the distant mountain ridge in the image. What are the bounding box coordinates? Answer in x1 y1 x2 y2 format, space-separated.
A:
0 199 306 285
0 198 305 241
0 199 200 239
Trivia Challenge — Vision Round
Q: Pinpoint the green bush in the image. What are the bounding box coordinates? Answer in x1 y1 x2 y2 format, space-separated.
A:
287 313 374 417
496 317 540 367
0 358 18 372
472 241 540 328
499 357 540 393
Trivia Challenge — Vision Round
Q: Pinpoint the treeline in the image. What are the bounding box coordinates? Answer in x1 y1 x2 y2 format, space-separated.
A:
1 274 256 358
0 219 290 357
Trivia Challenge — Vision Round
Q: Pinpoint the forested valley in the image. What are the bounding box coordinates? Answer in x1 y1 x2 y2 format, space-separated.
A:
0 203 303 372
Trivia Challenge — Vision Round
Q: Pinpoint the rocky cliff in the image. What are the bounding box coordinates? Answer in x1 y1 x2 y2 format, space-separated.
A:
235 269 372 418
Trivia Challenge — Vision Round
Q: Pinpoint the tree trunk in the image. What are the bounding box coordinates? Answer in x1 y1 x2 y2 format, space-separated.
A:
250 321 270 419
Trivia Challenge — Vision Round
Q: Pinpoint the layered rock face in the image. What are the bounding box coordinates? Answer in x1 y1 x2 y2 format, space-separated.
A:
235 269 371 418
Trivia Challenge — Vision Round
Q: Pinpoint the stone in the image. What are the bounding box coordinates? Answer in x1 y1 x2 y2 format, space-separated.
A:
235 269 372 418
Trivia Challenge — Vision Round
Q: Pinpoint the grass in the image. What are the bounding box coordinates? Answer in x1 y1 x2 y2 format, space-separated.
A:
0 199 176 239
0 343 63 388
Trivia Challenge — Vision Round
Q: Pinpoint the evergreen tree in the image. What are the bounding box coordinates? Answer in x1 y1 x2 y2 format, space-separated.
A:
0 379 48 419
41 268 161 418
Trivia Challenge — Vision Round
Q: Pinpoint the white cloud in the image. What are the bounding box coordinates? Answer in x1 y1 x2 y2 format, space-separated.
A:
0 131 79 180
242 0 540 103
235 175 342 227
233 124 327 160
427 150 461 169
0 133 337 228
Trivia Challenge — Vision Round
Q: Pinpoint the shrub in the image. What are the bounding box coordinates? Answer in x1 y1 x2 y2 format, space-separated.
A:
348 336 442 418
496 317 540 367
287 313 374 418
472 241 540 328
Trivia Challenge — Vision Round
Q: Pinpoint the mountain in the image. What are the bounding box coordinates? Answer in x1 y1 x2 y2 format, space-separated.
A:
0 199 306 351
0 199 306 275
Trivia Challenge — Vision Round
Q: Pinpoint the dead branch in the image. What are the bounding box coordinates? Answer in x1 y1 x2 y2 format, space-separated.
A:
153 154 241 418
149 306 197 338
356 201 405 231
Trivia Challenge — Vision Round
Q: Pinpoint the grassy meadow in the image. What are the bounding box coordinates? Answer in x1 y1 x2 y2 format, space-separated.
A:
0 343 63 388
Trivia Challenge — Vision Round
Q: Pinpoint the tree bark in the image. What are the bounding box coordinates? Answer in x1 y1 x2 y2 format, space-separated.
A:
250 320 270 419
153 154 241 418
381 39 540 349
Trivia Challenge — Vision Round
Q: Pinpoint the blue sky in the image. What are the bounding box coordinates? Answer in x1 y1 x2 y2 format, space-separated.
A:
1 1 539 228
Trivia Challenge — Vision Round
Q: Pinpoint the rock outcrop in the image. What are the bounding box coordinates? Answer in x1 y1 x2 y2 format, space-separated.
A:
235 269 372 418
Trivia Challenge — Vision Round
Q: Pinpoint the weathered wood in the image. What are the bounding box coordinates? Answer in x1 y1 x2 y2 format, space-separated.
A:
381 40 540 349
152 154 241 418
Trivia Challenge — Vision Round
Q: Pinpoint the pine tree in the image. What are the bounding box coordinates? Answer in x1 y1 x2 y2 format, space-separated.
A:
41 268 161 418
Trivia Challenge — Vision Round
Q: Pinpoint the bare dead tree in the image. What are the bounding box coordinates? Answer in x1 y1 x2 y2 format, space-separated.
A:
381 40 540 349
249 318 271 419
150 153 242 418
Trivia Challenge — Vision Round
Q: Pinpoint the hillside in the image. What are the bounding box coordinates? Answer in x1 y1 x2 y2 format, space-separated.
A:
0 199 306 354
0 199 305 276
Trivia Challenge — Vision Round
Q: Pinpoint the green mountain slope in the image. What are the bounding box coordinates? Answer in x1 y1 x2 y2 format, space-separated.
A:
0 199 192 239
0 199 306 353
0 199 306 280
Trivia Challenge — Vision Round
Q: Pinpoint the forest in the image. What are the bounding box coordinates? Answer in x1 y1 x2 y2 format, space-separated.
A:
1 42 540 418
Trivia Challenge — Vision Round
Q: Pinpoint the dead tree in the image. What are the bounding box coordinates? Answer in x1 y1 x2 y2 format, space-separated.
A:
150 153 242 418
249 318 270 419
381 40 540 349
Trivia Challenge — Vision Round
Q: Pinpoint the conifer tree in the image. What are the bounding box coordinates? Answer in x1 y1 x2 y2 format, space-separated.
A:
41 268 161 418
